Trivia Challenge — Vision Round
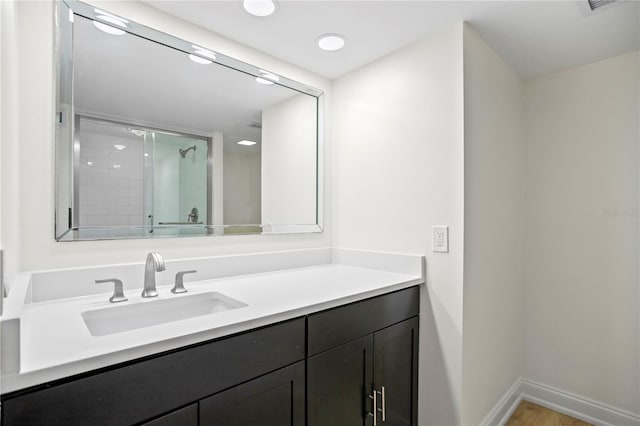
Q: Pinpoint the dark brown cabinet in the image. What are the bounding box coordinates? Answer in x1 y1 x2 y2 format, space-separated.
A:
1 318 305 426
308 334 374 425
373 317 420 425
307 287 420 426
143 404 198 426
199 361 305 426
1 286 420 426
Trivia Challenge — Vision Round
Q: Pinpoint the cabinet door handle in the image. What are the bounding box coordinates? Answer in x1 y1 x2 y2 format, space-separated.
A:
368 389 377 426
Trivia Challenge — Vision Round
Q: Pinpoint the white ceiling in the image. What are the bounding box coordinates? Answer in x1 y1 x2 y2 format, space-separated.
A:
145 0 640 80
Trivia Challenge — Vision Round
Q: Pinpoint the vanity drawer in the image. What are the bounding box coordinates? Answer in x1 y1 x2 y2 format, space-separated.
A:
307 285 420 356
1 317 305 426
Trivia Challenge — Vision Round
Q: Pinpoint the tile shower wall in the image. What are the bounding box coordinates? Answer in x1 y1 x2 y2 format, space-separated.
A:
77 132 144 226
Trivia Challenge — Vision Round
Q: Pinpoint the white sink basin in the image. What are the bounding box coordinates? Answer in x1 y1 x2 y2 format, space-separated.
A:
81 292 248 336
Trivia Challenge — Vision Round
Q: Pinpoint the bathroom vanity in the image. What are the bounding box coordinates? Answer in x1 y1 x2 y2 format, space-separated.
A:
0 249 423 425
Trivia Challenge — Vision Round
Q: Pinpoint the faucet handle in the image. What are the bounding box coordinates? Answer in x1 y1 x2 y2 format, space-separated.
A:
172 270 197 294
96 278 128 303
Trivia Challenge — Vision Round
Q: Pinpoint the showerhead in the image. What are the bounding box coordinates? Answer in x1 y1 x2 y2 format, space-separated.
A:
179 145 196 158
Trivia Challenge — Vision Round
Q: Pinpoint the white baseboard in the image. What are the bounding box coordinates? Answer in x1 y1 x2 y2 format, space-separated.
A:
480 378 640 426
479 379 523 426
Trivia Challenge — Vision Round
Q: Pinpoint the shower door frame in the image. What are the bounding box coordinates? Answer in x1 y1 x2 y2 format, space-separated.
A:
73 114 213 231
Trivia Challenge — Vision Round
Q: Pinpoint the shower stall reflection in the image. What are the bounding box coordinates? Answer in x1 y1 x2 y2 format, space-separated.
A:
74 116 211 235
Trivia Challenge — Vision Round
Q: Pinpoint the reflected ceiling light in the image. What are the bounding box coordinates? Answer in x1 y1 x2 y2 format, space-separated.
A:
129 128 145 137
243 0 276 17
317 34 346 51
94 9 128 23
237 140 257 146
189 54 213 65
93 21 126 36
192 45 216 58
144 153 149 157
112 164 121 169
189 46 216 65
113 144 126 151
68 9 74 23
86 161 93 166
256 70 279 85
93 14 127 36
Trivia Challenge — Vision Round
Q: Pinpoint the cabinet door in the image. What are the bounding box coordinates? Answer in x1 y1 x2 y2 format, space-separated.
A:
373 317 419 426
307 334 374 426
199 361 305 426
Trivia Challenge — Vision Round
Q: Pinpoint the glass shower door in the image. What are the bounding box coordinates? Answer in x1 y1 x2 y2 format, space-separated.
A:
144 130 210 235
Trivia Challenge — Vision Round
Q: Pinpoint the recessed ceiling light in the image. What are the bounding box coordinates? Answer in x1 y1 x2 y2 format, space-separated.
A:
113 144 126 151
129 128 145 137
113 164 121 169
237 140 257 146
189 54 213 65
86 161 93 166
317 34 346 51
243 0 276 17
144 153 149 157
256 70 279 85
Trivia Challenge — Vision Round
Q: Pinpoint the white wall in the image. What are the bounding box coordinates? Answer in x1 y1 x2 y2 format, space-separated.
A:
333 24 465 425
524 51 639 415
461 25 526 425
2 0 331 273
262 93 317 225
1 0 21 284
224 151 261 224
0 1 4 249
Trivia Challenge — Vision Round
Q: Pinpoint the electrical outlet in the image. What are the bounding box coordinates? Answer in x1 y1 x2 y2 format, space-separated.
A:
432 226 449 253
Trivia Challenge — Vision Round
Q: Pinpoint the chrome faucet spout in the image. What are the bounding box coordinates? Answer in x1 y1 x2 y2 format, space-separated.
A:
142 252 165 298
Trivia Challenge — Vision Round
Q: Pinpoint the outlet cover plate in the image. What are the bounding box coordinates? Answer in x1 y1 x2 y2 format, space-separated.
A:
432 226 449 253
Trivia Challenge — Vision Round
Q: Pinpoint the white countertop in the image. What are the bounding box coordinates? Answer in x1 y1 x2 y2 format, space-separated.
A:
1 248 423 394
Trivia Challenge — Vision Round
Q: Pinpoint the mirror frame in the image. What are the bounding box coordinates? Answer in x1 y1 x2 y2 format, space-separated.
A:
54 0 325 241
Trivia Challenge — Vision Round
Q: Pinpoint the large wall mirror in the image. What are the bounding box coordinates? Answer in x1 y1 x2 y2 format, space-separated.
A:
55 1 324 241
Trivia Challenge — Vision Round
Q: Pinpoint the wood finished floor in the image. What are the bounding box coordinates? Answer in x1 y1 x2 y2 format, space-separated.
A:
505 400 593 426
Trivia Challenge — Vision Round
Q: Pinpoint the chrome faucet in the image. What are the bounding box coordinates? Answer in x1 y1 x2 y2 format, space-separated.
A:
142 252 165 298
